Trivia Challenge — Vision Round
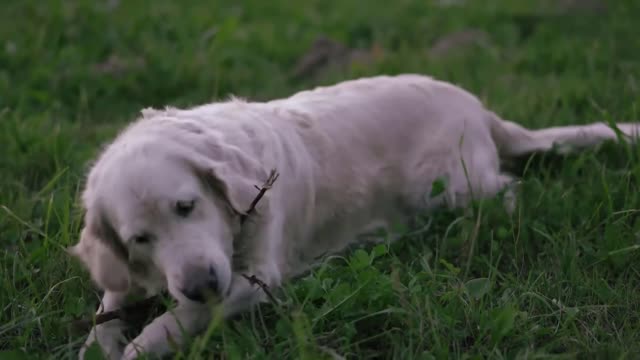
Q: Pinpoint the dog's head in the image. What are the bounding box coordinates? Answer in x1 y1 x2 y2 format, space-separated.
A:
70 123 267 303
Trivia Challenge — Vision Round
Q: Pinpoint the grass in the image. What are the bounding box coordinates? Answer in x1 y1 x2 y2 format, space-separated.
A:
2 0 640 358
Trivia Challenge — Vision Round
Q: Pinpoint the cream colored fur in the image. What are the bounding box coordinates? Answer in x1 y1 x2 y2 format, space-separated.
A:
70 74 639 359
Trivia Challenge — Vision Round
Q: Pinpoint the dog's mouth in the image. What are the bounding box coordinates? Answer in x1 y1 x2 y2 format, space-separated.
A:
128 259 148 275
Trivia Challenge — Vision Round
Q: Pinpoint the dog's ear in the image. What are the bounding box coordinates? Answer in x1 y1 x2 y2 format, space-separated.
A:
68 220 130 292
188 147 269 216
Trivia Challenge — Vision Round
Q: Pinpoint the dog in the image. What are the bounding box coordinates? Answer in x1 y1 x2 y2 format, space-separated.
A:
69 74 639 359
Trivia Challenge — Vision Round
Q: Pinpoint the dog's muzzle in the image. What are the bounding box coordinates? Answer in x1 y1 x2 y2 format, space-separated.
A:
179 264 220 303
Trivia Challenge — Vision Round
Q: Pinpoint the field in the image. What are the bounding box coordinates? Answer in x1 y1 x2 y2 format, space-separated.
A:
2 0 640 359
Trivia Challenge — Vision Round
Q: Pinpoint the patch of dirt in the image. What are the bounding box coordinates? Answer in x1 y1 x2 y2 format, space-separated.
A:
92 54 146 77
291 36 384 80
428 29 491 58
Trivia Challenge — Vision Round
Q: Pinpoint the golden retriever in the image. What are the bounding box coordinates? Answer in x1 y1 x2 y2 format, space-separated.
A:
70 75 639 359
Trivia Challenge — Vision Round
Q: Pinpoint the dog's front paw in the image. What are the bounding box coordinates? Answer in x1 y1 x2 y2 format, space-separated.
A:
121 339 152 360
79 322 125 360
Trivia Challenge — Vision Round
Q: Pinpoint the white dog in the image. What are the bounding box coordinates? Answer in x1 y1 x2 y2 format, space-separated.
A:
70 74 639 359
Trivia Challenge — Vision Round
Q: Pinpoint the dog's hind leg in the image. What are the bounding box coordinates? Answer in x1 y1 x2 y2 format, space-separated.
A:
494 173 520 215
450 172 519 214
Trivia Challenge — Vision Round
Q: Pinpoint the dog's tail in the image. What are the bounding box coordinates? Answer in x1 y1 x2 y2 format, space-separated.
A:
488 112 640 158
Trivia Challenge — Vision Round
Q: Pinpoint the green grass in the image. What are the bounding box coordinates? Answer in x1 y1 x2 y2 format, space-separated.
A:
2 0 640 359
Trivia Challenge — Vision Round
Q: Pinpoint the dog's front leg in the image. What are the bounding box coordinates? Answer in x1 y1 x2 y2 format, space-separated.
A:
121 301 209 360
120 273 279 359
79 291 128 360
120 274 280 359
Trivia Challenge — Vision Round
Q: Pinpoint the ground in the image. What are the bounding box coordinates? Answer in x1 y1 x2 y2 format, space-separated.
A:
1 0 640 359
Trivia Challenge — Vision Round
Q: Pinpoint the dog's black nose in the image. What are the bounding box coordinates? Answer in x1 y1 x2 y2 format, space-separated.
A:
180 265 219 303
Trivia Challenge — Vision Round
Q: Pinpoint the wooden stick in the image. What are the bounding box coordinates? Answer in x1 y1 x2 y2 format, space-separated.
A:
241 274 279 305
240 169 279 225
71 295 164 333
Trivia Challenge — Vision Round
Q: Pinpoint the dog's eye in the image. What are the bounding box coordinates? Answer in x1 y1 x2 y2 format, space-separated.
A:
175 199 195 217
132 233 152 245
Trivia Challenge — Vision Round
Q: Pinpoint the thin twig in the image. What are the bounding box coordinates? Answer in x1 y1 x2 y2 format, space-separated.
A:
240 274 279 305
240 169 280 225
